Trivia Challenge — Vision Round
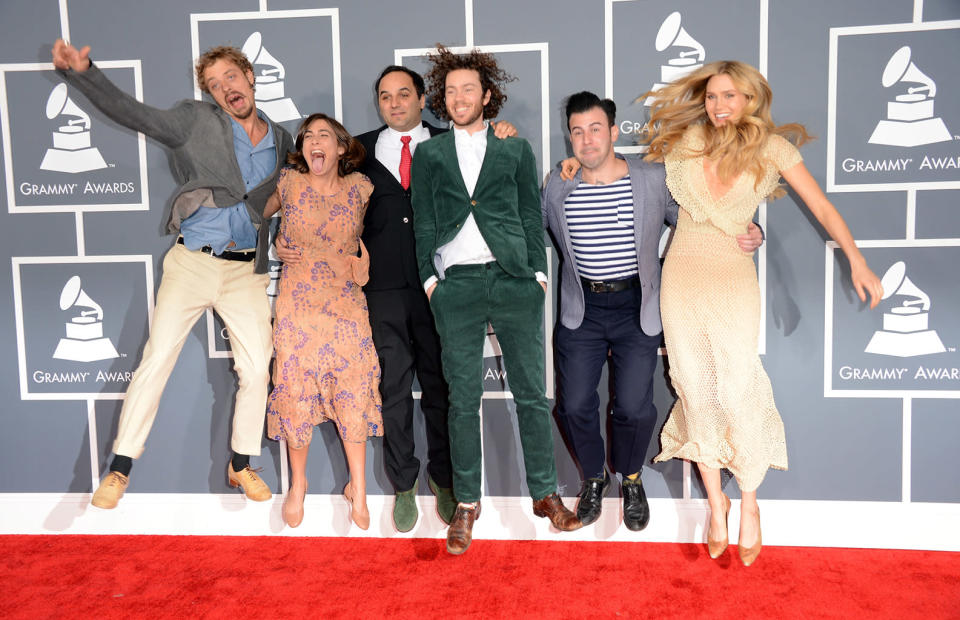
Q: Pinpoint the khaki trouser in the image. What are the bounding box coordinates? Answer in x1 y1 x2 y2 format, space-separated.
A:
113 243 273 458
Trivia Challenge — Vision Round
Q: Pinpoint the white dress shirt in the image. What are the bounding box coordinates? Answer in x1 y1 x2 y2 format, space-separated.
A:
424 123 496 290
375 123 432 183
424 122 546 291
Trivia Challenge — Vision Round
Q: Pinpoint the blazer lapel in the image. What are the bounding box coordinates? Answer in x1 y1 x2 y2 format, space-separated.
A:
359 125 407 192
556 171 581 262
471 125 499 198
438 130 471 198
627 158 648 267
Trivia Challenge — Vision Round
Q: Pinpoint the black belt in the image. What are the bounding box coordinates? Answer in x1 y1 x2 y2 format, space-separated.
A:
581 276 640 293
177 237 256 262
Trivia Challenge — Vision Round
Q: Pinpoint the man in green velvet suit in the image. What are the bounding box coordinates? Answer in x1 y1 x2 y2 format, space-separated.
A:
411 46 581 555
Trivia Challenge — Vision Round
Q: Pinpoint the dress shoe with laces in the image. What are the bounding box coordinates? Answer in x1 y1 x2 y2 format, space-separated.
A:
91 471 129 509
428 476 456 525
227 462 272 501
621 476 650 531
532 493 582 531
393 480 418 532
576 474 610 526
446 502 481 555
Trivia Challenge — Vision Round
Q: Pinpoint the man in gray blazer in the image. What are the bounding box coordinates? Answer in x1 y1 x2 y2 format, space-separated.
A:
542 91 762 530
52 40 294 510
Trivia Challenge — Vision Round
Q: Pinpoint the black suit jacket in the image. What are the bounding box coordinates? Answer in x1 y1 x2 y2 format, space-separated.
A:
356 122 446 291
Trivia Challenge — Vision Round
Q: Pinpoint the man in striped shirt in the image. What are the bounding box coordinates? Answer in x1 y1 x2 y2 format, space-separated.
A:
542 91 763 530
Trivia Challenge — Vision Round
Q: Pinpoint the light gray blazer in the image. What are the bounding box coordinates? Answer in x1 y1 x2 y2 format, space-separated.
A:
541 155 678 335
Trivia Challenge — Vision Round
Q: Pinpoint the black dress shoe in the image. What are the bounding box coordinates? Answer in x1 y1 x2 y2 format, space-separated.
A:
576 473 610 526
622 477 650 531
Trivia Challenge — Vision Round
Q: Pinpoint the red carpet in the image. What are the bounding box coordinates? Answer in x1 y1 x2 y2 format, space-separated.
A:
1 536 958 619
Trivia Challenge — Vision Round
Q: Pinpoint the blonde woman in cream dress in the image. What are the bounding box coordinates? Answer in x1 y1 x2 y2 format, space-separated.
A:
643 61 883 566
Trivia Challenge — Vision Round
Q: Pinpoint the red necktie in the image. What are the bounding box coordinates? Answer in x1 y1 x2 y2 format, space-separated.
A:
399 135 412 190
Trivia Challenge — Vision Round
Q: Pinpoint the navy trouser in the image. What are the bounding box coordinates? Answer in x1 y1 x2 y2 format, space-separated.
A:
555 285 661 479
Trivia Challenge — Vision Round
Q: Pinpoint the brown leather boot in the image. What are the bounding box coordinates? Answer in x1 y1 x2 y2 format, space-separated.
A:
533 493 582 531
446 502 481 555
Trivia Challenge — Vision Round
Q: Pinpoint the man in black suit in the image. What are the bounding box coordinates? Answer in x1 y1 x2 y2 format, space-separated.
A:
354 66 454 532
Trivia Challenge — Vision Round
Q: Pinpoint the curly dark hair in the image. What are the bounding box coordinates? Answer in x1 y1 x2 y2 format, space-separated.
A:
423 44 516 121
287 113 365 177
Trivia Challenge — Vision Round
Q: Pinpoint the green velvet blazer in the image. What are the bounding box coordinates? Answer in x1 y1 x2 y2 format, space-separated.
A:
410 126 547 286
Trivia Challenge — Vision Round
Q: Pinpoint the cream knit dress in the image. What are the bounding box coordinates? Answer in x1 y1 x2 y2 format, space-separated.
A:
654 125 802 492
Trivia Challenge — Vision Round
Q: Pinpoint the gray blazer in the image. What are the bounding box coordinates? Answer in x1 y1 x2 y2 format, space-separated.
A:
541 155 678 335
58 64 294 274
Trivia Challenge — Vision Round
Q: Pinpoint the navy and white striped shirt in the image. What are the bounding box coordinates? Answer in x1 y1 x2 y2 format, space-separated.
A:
563 175 638 281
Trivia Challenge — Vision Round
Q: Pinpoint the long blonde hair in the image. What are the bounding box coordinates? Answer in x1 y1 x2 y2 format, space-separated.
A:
640 60 809 198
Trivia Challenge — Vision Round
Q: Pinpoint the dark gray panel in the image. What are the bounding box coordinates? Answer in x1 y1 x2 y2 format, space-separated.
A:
912 399 960 503
917 189 960 239
0 402 92 492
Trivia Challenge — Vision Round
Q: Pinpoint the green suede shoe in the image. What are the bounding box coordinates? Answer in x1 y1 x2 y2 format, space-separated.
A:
429 476 456 525
393 480 419 532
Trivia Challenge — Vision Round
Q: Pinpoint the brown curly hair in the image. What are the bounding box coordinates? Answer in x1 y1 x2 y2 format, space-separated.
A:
287 113 365 177
423 44 515 121
195 46 254 94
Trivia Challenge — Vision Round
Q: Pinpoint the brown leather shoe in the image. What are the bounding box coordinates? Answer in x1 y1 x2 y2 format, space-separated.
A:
532 493 582 531
227 462 272 501
446 502 481 555
91 471 129 509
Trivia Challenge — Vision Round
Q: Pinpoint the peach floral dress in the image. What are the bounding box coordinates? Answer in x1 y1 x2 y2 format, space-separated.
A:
267 169 382 448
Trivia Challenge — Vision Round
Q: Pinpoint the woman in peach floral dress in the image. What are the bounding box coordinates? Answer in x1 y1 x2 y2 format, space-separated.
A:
264 113 382 530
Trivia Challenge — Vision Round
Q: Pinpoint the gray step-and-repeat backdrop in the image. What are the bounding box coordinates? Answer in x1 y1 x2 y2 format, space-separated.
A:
1 0 957 543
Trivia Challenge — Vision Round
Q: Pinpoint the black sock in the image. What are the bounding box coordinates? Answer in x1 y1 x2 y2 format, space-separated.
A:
109 455 132 476
231 453 250 471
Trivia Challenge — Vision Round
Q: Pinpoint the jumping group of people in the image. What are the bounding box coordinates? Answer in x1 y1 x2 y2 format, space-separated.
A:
52 34 882 564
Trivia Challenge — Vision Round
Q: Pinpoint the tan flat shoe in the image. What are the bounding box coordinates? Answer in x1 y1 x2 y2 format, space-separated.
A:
343 482 370 530
707 494 731 559
283 482 307 528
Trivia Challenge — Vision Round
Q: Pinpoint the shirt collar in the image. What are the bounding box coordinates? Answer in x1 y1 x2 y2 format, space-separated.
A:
380 123 427 142
230 110 274 152
452 120 490 141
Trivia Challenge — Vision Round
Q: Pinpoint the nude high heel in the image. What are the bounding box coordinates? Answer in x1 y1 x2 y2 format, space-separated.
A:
343 482 370 530
283 481 307 528
707 493 731 559
738 507 762 566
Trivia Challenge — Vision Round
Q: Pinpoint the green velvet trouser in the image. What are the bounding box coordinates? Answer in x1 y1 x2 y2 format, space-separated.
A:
429 262 557 503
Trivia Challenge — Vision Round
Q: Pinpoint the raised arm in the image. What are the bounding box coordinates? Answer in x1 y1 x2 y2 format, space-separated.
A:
781 161 883 308
52 39 193 149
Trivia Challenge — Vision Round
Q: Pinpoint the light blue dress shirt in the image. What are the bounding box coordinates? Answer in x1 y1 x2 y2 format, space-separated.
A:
180 112 276 254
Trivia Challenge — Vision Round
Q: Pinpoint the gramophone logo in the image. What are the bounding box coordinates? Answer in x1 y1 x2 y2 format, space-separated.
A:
241 32 301 123
39 84 108 174
865 261 946 358
868 46 952 148
644 12 706 106
52 275 120 362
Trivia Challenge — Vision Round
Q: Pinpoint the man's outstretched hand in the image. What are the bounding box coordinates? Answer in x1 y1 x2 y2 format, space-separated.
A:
52 39 92 72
